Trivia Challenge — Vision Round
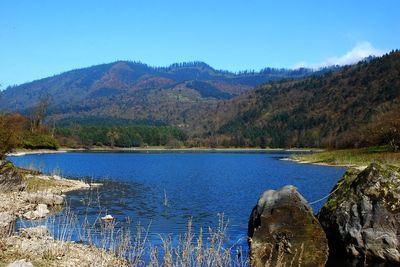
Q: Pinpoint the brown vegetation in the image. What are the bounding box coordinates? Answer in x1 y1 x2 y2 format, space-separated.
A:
365 110 400 152
0 112 58 159
200 51 400 149
0 113 28 159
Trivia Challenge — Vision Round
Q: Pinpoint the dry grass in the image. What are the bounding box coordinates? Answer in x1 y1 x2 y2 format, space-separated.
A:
46 210 302 266
148 214 248 267
292 147 400 168
23 175 62 192
18 205 249 266
1 189 305 267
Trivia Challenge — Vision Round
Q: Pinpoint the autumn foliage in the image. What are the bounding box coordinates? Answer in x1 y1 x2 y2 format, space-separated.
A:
0 113 27 158
0 112 58 159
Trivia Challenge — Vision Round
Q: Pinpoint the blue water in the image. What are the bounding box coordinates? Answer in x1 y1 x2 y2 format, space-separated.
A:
9 151 345 248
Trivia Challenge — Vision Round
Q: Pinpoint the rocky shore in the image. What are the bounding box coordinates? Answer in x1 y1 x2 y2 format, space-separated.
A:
0 160 127 267
1 226 129 267
0 160 93 221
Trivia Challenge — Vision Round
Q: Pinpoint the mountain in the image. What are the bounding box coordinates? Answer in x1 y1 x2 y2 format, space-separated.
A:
197 51 400 148
0 61 314 126
3 53 395 150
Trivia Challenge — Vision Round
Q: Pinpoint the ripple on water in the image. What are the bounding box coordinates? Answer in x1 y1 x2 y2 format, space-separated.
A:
10 151 346 249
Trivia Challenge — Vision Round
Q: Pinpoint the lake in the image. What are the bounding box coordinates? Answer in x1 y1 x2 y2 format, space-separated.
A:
9 151 345 252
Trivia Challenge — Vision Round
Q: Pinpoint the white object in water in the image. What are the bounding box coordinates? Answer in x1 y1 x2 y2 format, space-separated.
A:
101 214 114 221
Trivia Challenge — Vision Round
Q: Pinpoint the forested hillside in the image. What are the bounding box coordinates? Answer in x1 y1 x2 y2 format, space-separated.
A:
197 51 400 149
0 61 314 126
1 53 398 150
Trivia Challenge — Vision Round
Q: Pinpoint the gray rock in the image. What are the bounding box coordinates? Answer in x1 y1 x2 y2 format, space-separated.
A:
0 211 16 238
7 259 34 267
24 192 64 206
35 204 50 218
22 211 36 220
0 161 25 192
22 204 50 220
248 185 328 267
319 163 400 263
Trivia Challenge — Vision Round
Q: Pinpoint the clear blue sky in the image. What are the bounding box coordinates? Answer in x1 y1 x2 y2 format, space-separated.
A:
1 0 399 87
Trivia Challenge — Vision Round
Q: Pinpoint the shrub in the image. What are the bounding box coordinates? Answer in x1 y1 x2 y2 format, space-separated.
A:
23 134 59 150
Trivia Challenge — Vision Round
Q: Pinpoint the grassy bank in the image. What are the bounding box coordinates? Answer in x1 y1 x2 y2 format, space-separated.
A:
290 147 400 168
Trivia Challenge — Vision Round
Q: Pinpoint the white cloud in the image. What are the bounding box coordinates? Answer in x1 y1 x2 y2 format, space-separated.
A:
293 42 387 69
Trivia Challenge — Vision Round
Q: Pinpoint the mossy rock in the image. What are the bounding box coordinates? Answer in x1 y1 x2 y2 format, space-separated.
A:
0 161 26 192
319 162 400 263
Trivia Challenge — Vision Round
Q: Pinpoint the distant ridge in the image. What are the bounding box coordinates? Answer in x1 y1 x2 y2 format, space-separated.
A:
196 51 400 148
0 60 316 125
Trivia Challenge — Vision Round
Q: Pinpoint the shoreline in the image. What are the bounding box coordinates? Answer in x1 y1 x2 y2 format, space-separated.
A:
280 157 367 170
284 148 400 170
0 162 113 266
8 147 320 156
0 169 99 218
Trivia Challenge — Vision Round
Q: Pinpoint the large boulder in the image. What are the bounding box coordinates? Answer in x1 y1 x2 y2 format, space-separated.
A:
248 185 328 267
319 163 400 263
0 161 25 192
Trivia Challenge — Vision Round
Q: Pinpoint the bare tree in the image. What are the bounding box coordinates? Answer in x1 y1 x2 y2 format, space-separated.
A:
106 129 119 148
29 96 50 134
367 111 400 152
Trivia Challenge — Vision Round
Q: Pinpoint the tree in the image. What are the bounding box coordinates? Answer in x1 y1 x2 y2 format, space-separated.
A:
367 111 400 152
0 113 27 159
372 121 400 152
106 129 119 148
29 97 49 134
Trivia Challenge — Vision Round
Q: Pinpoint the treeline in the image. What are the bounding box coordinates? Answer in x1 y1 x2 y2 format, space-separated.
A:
186 109 400 151
55 125 188 148
0 113 189 153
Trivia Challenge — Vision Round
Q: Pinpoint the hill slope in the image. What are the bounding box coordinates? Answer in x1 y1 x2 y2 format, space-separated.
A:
0 61 314 126
199 51 400 148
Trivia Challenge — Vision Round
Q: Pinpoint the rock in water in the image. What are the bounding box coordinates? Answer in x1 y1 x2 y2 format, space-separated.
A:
319 163 400 263
0 161 25 192
101 214 114 221
248 185 328 267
